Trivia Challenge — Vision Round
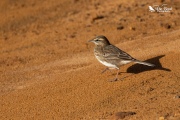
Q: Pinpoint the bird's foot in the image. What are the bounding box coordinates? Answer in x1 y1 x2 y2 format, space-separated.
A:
108 78 118 82
108 76 126 82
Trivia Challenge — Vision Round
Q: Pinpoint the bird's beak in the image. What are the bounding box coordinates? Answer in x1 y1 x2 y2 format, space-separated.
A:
88 39 95 42
88 37 96 43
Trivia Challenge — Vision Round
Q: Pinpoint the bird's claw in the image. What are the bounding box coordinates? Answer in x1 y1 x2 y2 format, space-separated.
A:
108 78 118 82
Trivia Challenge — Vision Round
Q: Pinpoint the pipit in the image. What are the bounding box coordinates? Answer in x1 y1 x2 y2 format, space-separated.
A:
89 35 155 82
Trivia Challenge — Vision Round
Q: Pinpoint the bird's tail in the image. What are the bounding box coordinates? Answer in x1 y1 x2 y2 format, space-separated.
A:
134 60 155 67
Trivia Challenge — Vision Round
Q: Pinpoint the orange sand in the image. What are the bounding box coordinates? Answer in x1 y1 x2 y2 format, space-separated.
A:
0 0 180 119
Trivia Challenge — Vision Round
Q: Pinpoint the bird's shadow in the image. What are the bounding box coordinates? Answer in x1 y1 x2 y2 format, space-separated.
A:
127 55 171 74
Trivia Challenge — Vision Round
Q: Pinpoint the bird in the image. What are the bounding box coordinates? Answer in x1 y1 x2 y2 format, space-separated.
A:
88 35 155 82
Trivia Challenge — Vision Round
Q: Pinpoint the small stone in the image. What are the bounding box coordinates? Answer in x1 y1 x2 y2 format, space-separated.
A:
92 15 104 22
174 95 180 99
109 112 136 119
161 23 171 29
129 27 136 31
117 25 124 30
165 24 171 29
139 18 145 22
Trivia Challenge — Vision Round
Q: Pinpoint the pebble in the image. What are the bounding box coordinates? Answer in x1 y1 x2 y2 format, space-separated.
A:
117 25 124 30
109 112 136 119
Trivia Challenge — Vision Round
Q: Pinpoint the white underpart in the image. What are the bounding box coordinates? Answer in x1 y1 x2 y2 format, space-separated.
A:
95 56 119 69
120 60 131 64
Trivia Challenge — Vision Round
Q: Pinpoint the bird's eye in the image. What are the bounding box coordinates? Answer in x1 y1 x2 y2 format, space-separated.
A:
95 39 100 42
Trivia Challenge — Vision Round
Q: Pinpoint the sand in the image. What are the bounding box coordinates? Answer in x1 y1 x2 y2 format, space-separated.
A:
0 0 180 119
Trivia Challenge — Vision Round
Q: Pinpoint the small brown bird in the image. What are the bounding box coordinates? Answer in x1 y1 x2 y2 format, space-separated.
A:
89 35 155 81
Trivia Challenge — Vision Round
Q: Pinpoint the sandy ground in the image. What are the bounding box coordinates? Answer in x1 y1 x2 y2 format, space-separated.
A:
0 0 180 119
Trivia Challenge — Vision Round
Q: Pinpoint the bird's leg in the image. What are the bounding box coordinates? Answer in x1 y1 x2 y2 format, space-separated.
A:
109 69 119 82
101 67 109 74
112 71 135 81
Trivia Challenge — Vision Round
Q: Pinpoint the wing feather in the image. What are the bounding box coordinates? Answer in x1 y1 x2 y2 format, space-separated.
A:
103 45 136 61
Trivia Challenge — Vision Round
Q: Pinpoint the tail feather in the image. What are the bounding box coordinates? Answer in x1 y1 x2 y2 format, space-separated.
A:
134 60 155 67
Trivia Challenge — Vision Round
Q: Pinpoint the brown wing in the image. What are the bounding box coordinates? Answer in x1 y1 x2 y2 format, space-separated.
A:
103 45 136 61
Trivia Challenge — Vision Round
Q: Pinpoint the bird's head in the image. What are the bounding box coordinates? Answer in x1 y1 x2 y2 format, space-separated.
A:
88 35 110 46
